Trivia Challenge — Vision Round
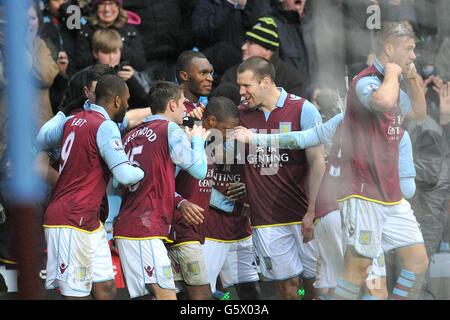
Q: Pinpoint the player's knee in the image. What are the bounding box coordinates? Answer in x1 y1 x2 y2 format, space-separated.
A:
234 282 261 300
92 280 117 300
184 283 212 300
403 247 429 274
345 247 373 276
277 278 299 300
414 253 429 274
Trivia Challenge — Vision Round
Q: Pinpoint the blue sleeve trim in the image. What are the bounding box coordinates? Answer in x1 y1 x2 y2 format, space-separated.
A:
355 76 381 111
96 121 129 170
300 100 322 130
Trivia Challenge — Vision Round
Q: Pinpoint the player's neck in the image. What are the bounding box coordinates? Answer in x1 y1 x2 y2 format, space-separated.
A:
184 90 200 103
95 100 114 118
259 86 280 113
377 54 389 69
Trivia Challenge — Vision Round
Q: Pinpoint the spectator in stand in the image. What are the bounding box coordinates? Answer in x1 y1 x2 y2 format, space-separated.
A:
221 16 305 97
379 0 417 26
41 0 81 113
192 0 270 84
123 0 199 84
268 0 310 80
41 0 79 77
342 0 377 79
75 0 146 72
27 0 59 128
63 29 147 110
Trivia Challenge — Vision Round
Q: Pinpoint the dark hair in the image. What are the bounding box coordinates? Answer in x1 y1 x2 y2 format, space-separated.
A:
86 63 116 88
204 97 239 123
211 82 241 106
237 56 275 82
147 81 183 115
95 74 128 102
27 0 44 37
175 50 208 83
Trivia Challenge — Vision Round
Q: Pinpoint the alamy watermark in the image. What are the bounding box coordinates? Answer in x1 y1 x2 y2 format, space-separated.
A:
65 5 82 30
366 4 381 30
66 3 382 31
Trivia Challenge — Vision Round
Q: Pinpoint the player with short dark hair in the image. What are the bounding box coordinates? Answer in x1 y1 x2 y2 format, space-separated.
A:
36 75 145 300
113 81 209 300
236 56 325 300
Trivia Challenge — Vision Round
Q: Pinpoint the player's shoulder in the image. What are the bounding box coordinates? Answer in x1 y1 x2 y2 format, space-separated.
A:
284 93 306 109
286 93 304 102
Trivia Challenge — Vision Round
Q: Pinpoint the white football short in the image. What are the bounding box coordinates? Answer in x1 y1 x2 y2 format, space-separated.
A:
203 236 259 293
115 238 175 298
252 224 318 281
341 198 424 258
168 242 209 286
45 226 114 297
313 210 345 289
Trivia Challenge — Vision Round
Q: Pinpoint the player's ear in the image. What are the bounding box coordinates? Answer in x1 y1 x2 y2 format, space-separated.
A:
115 95 121 108
262 76 271 89
83 86 90 99
168 99 176 112
179 71 188 83
384 42 394 58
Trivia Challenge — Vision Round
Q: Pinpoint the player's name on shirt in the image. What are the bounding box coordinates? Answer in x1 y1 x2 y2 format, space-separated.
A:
123 125 157 148
70 117 88 128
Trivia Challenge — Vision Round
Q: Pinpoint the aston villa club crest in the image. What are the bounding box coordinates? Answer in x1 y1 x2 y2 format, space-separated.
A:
279 122 291 133
144 265 154 278
59 263 68 275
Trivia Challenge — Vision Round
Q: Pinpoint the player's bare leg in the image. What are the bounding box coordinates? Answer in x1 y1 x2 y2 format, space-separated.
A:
91 279 117 300
364 277 388 300
63 295 91 300
334 247 372 300
276 277 300 300
148 284 177 300
184 284 213 300
301 278 318 300
234 281 261 300
390 244 428 300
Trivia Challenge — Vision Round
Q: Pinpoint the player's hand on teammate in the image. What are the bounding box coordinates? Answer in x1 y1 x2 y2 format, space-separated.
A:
232 126 254 144
226 182 246 201
185 124 210 140
188 107 204 120
301 210 315 243
179 200 204 225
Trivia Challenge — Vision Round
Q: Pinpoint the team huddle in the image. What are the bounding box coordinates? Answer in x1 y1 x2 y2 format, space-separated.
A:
36 21 429 300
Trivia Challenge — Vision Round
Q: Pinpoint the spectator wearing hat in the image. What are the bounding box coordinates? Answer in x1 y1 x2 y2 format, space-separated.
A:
221 16 305 97
75 0 146 72
191 0 270 85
